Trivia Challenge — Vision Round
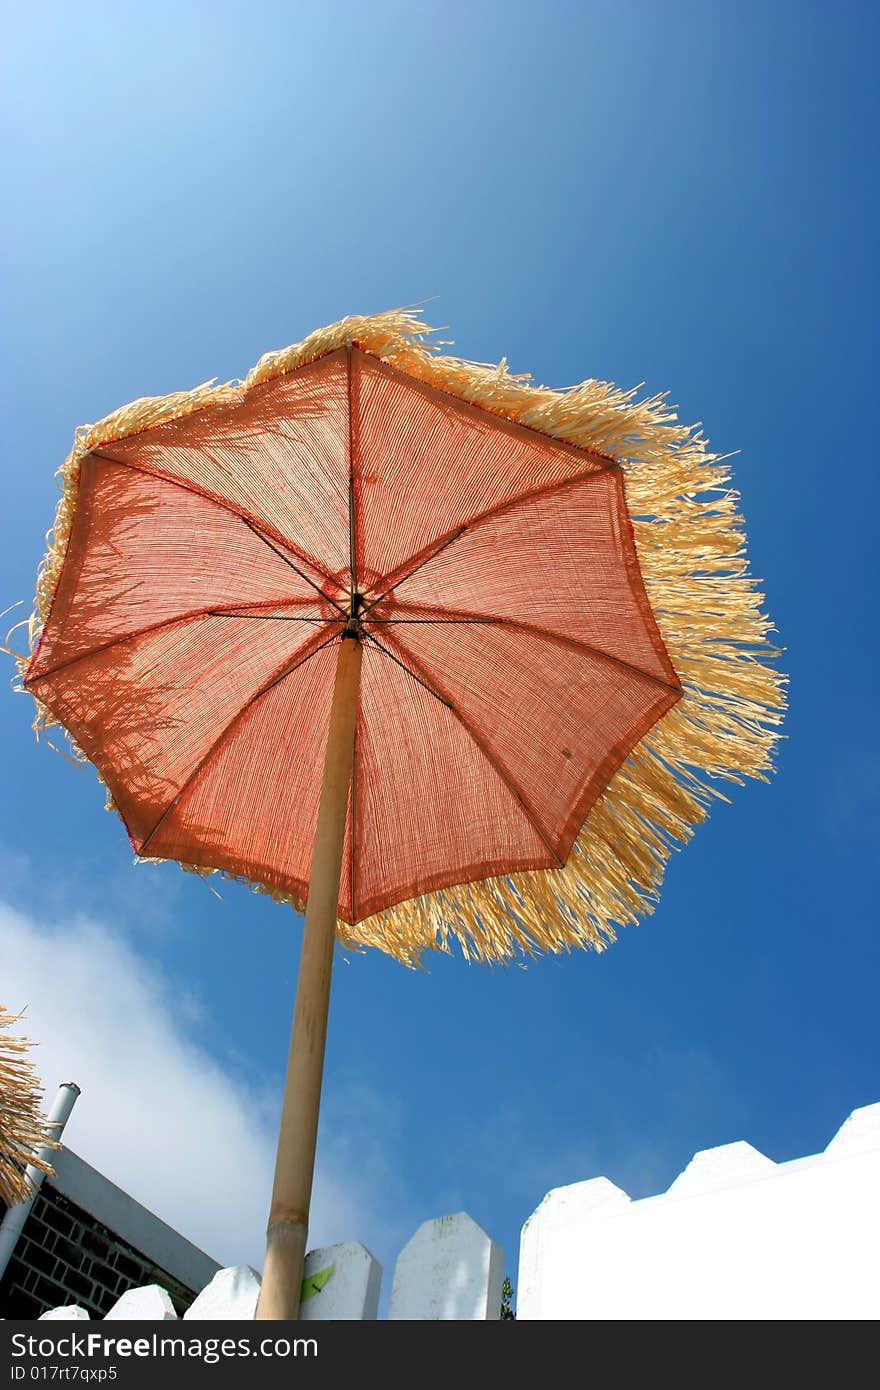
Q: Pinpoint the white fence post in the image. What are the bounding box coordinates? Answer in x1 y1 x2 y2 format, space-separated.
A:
183 1265 262 1320
389 1213 504 1320
299 1241 381 1320
104 1284 177 1319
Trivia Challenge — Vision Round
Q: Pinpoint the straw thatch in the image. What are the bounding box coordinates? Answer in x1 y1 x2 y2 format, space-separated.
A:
21 309 786 964
0 1008 56 1206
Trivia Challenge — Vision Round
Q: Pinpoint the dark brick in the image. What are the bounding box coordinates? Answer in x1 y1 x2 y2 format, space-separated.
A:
82 1229 110 1260
112 1252 145 1283
23 1242 59 1279
52 1236 83 1266
3 1288 41 1319
24 1216 53 1246
5 1176 202 1317
60 1268 93 1300
91 1263 122 1292
32 1275 68 1311
44 1209 76 1239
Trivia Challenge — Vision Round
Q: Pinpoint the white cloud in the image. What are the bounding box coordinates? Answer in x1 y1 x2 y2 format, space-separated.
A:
0 899 402 1274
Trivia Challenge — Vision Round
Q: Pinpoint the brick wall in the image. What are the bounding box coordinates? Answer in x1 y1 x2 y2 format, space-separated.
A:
0 1183 198 1319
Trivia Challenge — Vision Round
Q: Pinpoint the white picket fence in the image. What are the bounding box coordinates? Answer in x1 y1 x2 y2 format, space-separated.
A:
38 1212 503 1321
38 1101 880 1320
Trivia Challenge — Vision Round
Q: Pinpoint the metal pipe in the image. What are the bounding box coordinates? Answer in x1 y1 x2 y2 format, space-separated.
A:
0 1081 80 1283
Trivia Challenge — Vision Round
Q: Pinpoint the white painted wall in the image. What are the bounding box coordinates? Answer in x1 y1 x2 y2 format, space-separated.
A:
518 1102 880 1320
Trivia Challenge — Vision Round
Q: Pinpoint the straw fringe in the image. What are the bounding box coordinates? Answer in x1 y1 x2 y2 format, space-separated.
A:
0 1008 57 1206
23 308 786 966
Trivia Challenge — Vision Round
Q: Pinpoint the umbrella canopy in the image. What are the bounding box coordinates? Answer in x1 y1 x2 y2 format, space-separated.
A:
20 309 785 1312
22 310 783 963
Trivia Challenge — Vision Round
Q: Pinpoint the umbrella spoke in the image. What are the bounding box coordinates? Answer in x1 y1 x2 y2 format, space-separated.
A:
360 464 617 615
137 627 340 856
26 599 339 684
346 343 358 610
366 616 499 623
210 613 346 622
26 605 249 684
363 631 563 866
365 602 682 695
241 518 348 617
90 448 344 594
360 527 467 615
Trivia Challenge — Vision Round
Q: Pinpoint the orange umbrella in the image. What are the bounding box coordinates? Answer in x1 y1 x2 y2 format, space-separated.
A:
21 310 784 1315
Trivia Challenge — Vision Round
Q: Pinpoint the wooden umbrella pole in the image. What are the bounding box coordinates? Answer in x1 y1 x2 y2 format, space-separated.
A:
256 633 362 1321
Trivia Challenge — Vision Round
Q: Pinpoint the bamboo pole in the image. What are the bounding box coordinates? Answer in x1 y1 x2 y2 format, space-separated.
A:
255 633 362 1320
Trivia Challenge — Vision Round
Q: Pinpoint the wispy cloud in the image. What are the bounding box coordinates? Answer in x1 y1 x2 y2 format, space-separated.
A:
0 898 407 1276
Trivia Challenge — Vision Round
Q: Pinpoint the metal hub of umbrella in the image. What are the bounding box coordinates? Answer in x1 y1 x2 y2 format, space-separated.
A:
19 310 785 1316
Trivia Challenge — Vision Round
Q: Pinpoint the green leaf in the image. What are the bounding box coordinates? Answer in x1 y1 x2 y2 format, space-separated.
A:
300 1265 333 1302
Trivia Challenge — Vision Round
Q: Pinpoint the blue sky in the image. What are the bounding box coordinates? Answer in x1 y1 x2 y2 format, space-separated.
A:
2 2 878 1302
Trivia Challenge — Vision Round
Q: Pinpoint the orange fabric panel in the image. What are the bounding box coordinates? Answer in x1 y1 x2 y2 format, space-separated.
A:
350 638 554 922
29 457 338 681
382 619 676 868
30 616 334 850
150 637 339 901
352 352 609 591
95 350 352 594
377 469 675 686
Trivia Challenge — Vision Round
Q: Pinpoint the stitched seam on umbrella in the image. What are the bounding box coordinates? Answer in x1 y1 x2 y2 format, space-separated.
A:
365 602 682 695
364 631 564 866
554 684 681 866
352 852 557 924
88 449 344 595
614 468 681 687
25 455 100 684
365 350 622 471
360 467 618 614
137 627 339 856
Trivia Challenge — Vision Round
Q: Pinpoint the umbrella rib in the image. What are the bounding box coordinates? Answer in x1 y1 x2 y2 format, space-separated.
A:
210 613 345 622
137 628 339 856
360 464 617 614
364 632 564 866
360 528 467 614
88 449 344 598
366 617 499 623
366 604 682 695
346 343 357 608
240 519 348 616
25 598 335 685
